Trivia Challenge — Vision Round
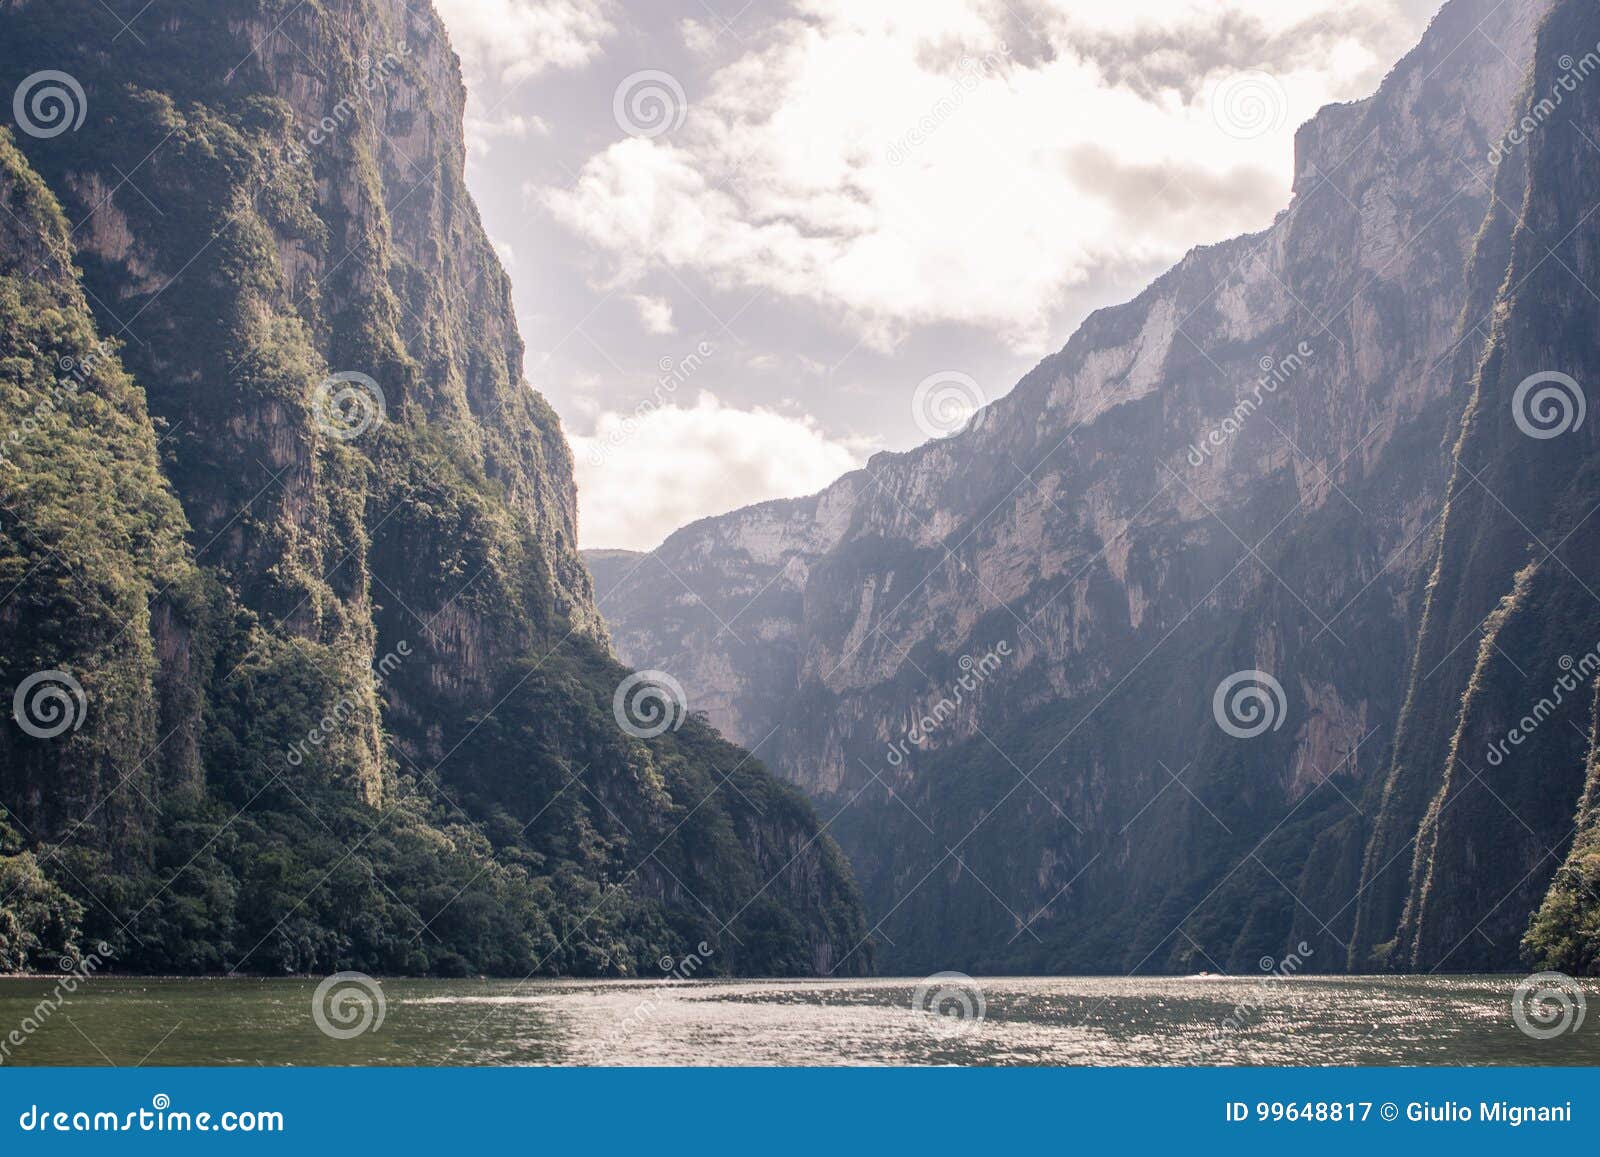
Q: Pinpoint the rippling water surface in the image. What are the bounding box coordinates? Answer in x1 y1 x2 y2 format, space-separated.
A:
0 975 1593 1066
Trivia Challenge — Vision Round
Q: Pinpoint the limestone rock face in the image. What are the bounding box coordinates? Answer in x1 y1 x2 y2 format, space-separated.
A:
590 0 1578 973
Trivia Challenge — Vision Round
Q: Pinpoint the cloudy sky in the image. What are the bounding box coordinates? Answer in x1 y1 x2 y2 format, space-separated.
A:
432 0 1445 550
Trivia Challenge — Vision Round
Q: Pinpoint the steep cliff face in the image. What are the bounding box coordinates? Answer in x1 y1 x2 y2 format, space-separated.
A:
0 127 191 965
591 0 1560 974
1364 0 1600 972
0 0 866 976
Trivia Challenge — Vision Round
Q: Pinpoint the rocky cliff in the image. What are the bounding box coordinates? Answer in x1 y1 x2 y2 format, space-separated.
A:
590 0 1589 974
1368 0 1600 973
0 0 867 977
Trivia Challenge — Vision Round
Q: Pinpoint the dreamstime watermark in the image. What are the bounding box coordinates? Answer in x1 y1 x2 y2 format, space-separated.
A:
910 971 985 1039
1511 971 1587 1040
284 640 410 767
1187 342 1315 465
11 70 87 139
613 669 688 739
11 670 87 740
1489 44 1600 167
0 943 114 1065
311 971 386 1040
1485 645 1600 767
311 370 386 441
885 46 1010 166
286 44 411 167
613 70 687 139
1210 70 1287 141
1212 669 1288 739
912 371 987 440
0 341 118 468
1206 943 1314 1040
601 941 715 1049
587 342 714 468
17 1095 284 1133
883 641 1011 768
1510 371 1586 439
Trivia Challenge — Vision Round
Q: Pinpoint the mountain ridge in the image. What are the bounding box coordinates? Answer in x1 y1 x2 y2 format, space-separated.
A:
590 0 1583 975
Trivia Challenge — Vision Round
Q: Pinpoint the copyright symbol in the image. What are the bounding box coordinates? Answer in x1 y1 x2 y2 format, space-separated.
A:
1380 1103 1398 1121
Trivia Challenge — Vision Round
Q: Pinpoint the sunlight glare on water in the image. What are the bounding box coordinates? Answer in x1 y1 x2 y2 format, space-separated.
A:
0 975 1593 1066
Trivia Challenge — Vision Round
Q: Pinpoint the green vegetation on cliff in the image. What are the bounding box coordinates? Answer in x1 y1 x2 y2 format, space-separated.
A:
0 0 867 978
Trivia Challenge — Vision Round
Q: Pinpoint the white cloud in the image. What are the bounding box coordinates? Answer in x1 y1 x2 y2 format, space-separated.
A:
570 392 868 549
434 0 614 83
680 17 723 56
566 394 604 423
464 108 550 157
630 294 678 334
439 0 611 155
540 0 1420 353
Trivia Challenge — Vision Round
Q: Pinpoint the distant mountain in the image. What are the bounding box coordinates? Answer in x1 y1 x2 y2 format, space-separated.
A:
591 0 1599 975
0 0 866 977
583 550 647 599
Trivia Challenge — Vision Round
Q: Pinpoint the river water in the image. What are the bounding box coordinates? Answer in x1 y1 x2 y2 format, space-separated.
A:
0 974 1593 1066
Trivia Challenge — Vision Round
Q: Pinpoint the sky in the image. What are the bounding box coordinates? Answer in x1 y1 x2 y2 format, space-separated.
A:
432 0 1445 551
